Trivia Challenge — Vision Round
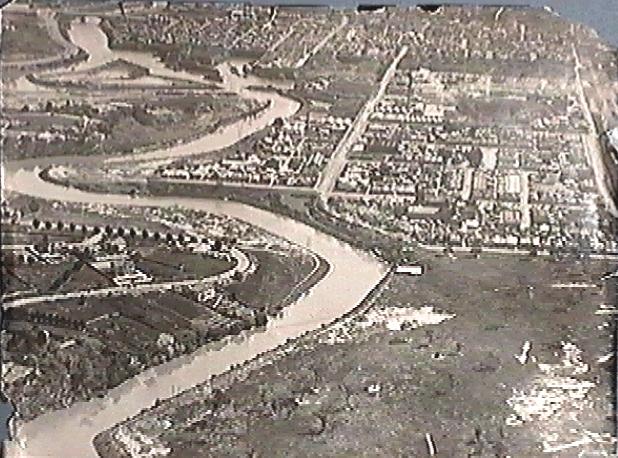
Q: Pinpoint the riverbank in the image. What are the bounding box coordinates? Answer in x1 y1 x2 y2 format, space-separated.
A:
4 152 386 458
2 15 385 453
45 172 405 263
144 179 417 263
92 253 616 457
92 267 393 457
0 194 340 423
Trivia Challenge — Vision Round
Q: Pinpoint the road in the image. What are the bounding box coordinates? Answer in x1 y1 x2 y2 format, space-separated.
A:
519 171 531 231
419 243 618 260
294 15 349 69
2 248 250 309
315 45 408 196
571 44 618 218
152 176 316 193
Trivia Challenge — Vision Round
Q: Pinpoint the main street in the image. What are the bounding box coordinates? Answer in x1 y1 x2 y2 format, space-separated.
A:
315 45 409 197
572 44 618 218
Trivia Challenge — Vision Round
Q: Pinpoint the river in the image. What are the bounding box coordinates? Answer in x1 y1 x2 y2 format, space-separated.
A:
2 17 386 457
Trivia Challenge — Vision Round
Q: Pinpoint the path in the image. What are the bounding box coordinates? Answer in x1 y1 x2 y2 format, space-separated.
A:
2 248 250 309
294 15 349 69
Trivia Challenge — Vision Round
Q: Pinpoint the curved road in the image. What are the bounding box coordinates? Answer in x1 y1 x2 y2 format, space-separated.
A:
2 247 251 309
3 16 386 458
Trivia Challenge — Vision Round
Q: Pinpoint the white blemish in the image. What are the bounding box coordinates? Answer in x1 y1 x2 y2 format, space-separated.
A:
597 353 613 364
425 432 437 456
319 305 454 345
515 341 532 365
359 306 455 331
506 342 608 454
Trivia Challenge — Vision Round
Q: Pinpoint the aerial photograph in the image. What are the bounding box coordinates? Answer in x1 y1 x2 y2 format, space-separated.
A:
0 0 617 456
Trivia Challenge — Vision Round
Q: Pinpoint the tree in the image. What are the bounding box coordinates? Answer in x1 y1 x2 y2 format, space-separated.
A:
56 221 64 231
32 219 41 230
28 200 41 213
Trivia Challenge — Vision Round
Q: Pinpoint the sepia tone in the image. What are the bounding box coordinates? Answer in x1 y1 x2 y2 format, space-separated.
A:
1 1 617 456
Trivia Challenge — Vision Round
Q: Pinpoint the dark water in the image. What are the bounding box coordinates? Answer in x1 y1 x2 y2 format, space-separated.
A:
1 0 616 445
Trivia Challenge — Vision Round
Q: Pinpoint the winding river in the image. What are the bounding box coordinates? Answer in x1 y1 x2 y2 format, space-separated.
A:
3 16 386 458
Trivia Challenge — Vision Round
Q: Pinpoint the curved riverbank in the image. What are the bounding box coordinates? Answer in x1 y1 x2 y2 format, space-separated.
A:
2 8 83 70
4 161 386 458
93 266 394 457
2 15 386 458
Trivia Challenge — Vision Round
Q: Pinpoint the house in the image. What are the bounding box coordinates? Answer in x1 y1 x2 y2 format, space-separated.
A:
91 253 131 270
150 1 169 9
112 269 153 287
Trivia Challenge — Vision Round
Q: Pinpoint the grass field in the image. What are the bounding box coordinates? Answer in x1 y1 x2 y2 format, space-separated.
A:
225 249 318 314
137 248 233 281
2 12 64 61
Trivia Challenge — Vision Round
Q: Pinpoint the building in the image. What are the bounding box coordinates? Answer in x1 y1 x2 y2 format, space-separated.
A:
150 1 169 9
395 265 424 275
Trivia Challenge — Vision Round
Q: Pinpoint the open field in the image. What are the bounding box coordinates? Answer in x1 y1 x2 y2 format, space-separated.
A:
1 12 64 62
226 248 326 315
1 91 264 161
96 254 616 457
